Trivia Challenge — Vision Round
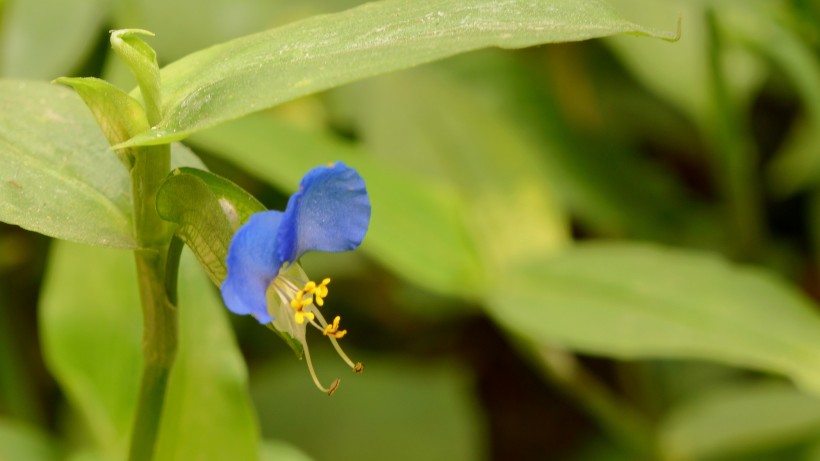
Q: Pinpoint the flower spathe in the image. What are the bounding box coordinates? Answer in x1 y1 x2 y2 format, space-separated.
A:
221 162 370 394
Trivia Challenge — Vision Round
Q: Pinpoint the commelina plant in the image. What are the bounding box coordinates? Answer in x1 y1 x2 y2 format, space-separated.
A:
0 3 682 460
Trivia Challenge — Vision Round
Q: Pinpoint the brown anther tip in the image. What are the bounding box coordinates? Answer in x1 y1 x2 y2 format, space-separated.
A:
327 378 341 396
353 362 364 374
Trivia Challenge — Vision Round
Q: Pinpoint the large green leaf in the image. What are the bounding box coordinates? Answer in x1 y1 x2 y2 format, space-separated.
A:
0 80 136 248
259 440 314 461
154 251 259 461
0 418 60 461
486 243 820 394
119 0 676 147
660 382 820 460
187 114 484 297
0 80 204 248
39 240 143 457
40 241 259 459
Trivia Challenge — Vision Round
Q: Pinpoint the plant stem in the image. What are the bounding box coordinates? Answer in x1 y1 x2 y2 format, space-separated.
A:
0 283 44 425
705 8 763 259
533 346 658 457
128 144 176 461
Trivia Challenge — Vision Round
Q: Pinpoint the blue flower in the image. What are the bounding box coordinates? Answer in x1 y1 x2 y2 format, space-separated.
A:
221 162 370 394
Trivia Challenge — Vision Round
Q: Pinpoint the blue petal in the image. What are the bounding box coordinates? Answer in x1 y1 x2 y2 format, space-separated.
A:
276 162 371 264
221 210 285 324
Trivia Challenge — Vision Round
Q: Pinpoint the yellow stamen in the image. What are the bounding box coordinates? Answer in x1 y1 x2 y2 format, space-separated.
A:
294 310 314 324
289 285 312 309
302 333 340 396
323 315 347 339
312 278 330 307
274 273 360 393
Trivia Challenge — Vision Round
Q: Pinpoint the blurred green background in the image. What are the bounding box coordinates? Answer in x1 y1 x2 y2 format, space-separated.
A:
2 0 820 460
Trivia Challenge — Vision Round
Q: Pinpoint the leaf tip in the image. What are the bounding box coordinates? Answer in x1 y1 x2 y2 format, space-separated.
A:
110 28 156 40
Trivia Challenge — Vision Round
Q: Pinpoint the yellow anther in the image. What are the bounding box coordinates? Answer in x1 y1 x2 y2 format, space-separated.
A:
323 315 347 339
314 278 331 306
294 309 315 325
291 283 321 323
289 291 310 309
290 294 303 309
317 278 330 296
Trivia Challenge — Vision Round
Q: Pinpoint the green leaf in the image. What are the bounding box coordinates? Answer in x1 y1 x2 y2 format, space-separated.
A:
187 114 484 297
660 382 820 460
486 243 820 394
110 29 163 125
119 0 677 147
0 418 60 461
154 251 259 461
39 240 143 457
0 80 135 247
54 77 150 167
0 80 204 247
40 240 259 459
259 440 314 461
0 0 109 79
156 167 265 285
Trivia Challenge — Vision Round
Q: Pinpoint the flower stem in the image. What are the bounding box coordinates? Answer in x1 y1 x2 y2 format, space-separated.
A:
128 144 176 461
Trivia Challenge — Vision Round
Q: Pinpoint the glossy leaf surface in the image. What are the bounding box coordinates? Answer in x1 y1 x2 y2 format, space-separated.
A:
119 0 677 147
0 80 203 247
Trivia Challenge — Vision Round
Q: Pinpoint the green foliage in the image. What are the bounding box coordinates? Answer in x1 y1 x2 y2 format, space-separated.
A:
0 0 109 79
660 382 820 460
153 251 259 461
40 241 259 460
40 240 143 456
0 418 60 461
337 69 569 270
0 80 203 248
0 81 136 248
251 353 484 461
117 0 676 147
488 243 820 393
110 29 163 125
156 168 265 285
0 0 818 460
